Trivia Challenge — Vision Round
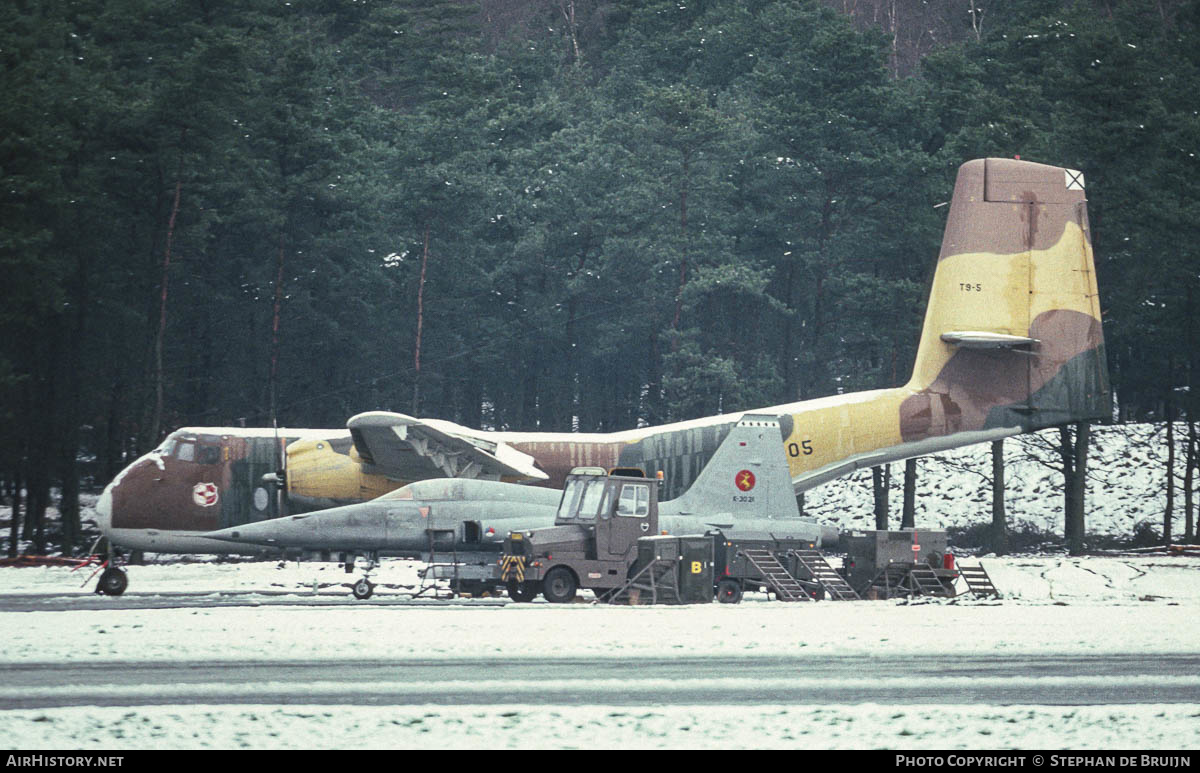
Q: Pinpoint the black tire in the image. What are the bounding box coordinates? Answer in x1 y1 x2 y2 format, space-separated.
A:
96 567 128 596
507 580 539 603
351 579 374 600
716 578 743 604
541 567 577 603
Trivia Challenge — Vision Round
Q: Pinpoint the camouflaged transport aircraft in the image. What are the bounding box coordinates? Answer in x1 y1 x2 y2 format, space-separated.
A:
96 157 1110 589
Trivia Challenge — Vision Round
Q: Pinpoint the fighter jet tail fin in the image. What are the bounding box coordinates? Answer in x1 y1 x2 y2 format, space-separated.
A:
900 158 1111 443
661 414 800 521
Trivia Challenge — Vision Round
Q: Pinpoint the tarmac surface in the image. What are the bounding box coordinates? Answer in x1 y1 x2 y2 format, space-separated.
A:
3 653 1199 710
0 590 507 612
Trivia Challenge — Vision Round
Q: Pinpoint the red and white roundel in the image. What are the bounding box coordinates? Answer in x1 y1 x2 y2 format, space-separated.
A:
735 470 756 492
192 482 220 507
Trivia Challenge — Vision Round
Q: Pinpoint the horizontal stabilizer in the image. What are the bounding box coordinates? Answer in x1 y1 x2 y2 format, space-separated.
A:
939 331 1039 350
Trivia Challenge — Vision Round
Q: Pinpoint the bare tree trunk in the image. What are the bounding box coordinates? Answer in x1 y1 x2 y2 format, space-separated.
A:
888 0 899 77
413 223 430 416
1061 423 1089 555
968 0 984 41
1071 422 1090 555
150 178 183 445
270 233 285 428
58 248 89 555
901 458 916 528
991 439 1009 555
1060 424 1089 555
670 151 690 345
7 470 21 558
27 467 48 555
1187 283 1196 541
558 0 582 65
873 464 889 530
1185 419 1195 541
1165 389 1175 546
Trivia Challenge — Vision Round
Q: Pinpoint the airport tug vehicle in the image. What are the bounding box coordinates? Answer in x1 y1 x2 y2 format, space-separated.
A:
500 467 848 604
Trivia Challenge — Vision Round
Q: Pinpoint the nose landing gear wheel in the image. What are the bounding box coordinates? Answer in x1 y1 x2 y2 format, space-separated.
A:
352 578 375 600
96 567 128 596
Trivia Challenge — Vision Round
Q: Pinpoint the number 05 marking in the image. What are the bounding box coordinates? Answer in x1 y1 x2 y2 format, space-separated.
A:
788 440 814 457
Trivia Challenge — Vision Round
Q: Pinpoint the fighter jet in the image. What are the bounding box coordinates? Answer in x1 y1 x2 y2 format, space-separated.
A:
203 413 832 599
95 158 1110 593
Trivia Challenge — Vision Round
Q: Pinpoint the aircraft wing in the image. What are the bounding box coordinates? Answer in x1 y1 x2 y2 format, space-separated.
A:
346 411 549 484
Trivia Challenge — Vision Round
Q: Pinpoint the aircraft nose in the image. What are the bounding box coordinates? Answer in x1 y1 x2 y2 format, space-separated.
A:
95 482 113 534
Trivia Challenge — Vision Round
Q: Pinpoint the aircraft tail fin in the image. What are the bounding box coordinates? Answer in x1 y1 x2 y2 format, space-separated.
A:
661 414 800 521
900 158 1111 443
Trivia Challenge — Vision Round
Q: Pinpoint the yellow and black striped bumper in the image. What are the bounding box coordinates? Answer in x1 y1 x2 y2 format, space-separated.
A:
500 554 526 583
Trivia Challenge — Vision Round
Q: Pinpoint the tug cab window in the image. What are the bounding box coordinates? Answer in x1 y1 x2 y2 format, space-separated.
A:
557 479 586 521
558 477 607 521
576 480 605 521
617 484 649 516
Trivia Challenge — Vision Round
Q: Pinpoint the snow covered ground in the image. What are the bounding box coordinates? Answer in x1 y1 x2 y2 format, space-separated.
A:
2 554 1199 749
1 555 1199 662
6 703 1198 750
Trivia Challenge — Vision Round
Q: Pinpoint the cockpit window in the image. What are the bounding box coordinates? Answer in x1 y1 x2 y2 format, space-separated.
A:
380 487 415 501
196 445 220 465
403 479 462 501
175 442 195 462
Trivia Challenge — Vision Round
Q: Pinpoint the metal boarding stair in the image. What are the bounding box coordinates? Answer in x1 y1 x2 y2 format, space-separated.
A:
604 558 680 605
867 562 951 599
908 565 951 597
790 550 860 600
957 562 1001 598
867 563 915 599
739 549 811 602
414 528 458 599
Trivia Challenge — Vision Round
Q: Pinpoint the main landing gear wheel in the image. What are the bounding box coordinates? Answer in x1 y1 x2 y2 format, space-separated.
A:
507 580 538 603
716 578 743 604
351 578 375 600
96 567 128 596
541 567 577 603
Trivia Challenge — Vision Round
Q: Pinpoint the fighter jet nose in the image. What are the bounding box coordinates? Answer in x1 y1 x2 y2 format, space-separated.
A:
96 483 113 534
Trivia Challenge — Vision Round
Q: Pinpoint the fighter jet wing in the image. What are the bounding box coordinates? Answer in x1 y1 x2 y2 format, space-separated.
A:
346 411 549 483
